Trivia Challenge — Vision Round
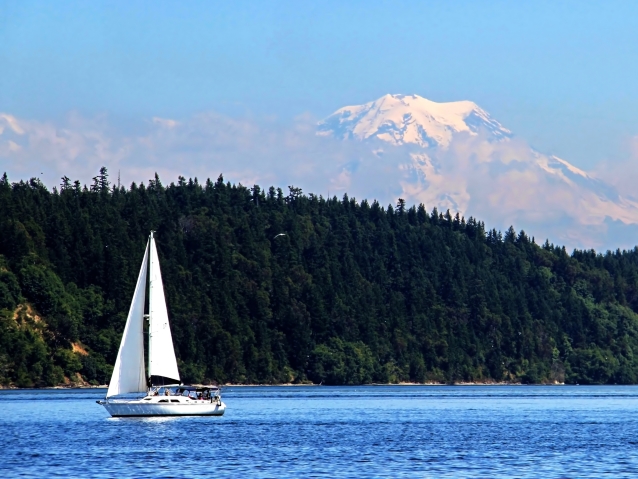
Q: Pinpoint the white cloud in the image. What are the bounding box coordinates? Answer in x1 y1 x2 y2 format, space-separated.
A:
151 117 179 129
0 110 403 204
0 114 25 135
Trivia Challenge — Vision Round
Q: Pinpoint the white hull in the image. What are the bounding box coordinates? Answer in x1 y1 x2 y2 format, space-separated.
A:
100 398 226 417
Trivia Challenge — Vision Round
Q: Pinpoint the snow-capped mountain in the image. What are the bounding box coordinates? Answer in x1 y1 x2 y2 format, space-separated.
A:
318 94 638 250
318 94 511 148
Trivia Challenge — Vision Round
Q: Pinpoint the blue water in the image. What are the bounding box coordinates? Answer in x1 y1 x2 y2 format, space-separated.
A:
1 386 638 478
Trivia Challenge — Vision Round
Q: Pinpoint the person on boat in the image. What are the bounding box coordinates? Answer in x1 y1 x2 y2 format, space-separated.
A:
164 388 170 396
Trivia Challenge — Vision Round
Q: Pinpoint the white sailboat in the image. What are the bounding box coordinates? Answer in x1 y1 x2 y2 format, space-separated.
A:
98 232 226 417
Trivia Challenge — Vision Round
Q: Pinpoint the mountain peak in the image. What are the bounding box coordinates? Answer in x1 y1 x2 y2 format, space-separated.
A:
318 93 511 148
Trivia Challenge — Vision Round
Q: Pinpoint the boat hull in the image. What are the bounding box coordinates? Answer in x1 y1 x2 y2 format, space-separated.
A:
100 400 226 417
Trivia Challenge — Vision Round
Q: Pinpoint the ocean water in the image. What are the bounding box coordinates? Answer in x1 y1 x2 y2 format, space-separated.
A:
1 385 638 478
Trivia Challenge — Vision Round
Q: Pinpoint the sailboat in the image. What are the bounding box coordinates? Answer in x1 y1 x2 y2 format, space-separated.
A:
97 232 226 417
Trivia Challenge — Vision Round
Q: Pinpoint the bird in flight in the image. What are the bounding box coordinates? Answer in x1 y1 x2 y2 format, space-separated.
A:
273 233 287 239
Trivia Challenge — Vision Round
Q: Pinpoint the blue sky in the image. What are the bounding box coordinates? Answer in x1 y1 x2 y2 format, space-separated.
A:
2 0 638 169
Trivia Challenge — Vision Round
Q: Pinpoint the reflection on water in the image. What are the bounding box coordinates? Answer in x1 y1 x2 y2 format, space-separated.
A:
107 415 184 424
2 385 638 478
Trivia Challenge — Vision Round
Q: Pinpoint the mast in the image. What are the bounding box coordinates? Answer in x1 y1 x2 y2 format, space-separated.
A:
144 312 150 386
147 231 153 387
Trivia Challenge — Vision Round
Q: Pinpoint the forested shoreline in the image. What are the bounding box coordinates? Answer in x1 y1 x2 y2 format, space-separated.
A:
2 168 638 387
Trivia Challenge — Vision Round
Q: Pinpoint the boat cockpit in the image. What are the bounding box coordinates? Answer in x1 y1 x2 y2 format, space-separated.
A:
146 386 222 405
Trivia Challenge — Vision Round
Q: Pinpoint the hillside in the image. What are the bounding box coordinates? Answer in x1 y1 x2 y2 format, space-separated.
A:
2 169 638 387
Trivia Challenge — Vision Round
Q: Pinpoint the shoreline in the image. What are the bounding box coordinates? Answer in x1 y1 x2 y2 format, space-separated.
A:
1 381 571 390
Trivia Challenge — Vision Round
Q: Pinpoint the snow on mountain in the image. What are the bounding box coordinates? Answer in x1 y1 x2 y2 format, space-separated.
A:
318 94 511 148
318 94 638 250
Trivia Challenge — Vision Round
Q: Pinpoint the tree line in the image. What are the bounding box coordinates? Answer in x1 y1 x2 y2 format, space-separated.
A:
2 168 638 387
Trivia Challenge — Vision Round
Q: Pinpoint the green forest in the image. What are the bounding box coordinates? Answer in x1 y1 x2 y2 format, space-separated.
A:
2 168 638 387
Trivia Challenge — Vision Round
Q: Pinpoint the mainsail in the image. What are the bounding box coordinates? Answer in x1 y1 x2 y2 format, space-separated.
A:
148 232 181 385
106 240 149 398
